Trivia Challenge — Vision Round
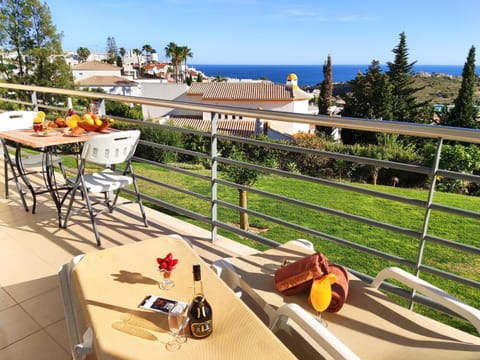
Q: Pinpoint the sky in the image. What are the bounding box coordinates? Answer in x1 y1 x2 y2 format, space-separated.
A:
46 0 479 65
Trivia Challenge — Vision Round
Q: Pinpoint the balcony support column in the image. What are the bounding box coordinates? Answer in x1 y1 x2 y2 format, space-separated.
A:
210 111 218 242
411 137 443 309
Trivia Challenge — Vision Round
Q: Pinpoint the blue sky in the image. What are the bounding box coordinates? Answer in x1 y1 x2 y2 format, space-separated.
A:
47 0 479 65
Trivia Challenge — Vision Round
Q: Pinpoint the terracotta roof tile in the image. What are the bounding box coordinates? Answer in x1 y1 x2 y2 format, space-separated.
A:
168 116 256 138
72 60 120 71
187 82 310 101
77 75 137 86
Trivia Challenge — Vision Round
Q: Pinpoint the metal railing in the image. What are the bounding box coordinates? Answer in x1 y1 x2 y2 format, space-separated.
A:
1 83 479 332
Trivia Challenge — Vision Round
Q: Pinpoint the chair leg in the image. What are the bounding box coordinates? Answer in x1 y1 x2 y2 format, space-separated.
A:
112 166 148 228
4 157 9 198
82 186 102 246
64 182 102 246
131 168 148 227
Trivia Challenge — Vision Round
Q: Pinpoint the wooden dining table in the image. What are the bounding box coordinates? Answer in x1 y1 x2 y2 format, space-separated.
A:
0 127 109 223
71 235 297 360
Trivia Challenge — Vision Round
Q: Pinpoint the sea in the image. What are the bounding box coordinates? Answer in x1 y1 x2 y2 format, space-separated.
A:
192 64 475 87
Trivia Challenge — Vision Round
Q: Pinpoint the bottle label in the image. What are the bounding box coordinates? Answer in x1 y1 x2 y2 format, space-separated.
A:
190 320 212 338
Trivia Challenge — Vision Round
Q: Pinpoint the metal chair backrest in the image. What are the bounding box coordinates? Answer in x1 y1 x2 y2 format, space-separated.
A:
81 130 140 166
0 111 36 131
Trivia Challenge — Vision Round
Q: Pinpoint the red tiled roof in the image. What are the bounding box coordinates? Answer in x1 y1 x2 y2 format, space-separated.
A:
72 60 120 71
168 116 256 138
77 75 138 86
188 82 310 101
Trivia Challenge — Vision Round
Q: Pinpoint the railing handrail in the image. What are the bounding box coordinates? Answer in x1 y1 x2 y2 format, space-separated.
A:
1 82 480 144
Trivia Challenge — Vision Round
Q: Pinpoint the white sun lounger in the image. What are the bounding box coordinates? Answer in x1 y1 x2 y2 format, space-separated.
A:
212 240 480 360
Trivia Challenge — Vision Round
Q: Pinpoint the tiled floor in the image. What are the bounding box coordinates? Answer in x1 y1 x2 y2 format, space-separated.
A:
0 169 256 359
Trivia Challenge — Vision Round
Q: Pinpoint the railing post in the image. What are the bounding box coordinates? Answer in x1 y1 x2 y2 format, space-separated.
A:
411 138 444 309
97 99 106 116
31 91 38 111
210 112 218 242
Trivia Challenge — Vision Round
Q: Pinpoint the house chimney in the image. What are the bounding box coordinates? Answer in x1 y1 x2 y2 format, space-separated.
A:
286 73 299 89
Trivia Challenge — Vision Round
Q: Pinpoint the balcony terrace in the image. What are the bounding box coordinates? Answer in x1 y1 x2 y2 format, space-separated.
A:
0 83 479 359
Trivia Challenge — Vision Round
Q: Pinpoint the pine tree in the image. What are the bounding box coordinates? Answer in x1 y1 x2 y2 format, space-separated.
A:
319 54 333 115
343 60 393 120
386 32 426 122
444 46 478 129
106 36 119 64
342 60 393 144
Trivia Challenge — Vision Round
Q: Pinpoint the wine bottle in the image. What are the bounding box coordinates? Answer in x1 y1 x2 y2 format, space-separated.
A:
188 264 213 338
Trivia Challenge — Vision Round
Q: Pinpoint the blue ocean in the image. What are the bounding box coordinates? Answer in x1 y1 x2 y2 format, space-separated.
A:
192 64 474 86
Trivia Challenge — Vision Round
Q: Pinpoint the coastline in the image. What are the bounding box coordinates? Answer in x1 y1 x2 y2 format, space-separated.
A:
192 64 473 86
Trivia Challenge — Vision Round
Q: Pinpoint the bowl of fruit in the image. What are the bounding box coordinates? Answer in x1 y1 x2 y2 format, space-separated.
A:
77 113 114 132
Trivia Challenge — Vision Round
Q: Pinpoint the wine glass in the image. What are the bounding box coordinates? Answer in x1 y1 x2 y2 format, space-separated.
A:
159 269 175 290
175 303 190 344
166 303 188 351
309 273 337 327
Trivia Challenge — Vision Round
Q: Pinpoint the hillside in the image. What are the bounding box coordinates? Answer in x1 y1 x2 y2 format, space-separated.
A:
331 74 480 106
412 75 474 105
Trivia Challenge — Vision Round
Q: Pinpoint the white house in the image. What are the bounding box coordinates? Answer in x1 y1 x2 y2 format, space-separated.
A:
71 61 139 96
166 73 315 138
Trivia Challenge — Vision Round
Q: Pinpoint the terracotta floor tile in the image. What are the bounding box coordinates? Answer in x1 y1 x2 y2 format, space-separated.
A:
0 305 40 349
0 330 70 360
0 287 16 311
44 319 71 353
21 286 64 328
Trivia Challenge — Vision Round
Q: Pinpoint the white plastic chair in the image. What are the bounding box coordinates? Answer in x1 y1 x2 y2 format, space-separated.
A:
62 130 148 246
0 110 62 212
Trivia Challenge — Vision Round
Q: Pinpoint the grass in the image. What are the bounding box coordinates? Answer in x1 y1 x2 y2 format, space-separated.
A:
130 160 479 334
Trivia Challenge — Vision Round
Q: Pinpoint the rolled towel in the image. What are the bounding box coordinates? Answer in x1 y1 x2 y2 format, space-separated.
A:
326 264 349 312
274 252 329 295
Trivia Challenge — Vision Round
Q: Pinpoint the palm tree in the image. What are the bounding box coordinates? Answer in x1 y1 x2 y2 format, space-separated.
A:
77 47 90 63
133 48 142 68
164 42 182 83
119 47 126 59
179 46 193 82
142 44 153 62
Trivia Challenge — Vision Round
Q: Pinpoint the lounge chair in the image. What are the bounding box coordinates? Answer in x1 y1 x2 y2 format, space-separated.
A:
212 240 480 360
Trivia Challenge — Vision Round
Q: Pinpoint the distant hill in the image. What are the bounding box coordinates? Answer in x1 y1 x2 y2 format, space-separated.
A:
330 75 479 106
412 75 462 105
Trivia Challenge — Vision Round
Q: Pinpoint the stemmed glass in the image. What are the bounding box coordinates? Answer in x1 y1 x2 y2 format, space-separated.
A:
309 273 337 327
159 269 175 290
166 303 188 351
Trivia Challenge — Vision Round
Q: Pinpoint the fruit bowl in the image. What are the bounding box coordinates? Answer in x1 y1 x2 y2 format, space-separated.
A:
77 117 114 132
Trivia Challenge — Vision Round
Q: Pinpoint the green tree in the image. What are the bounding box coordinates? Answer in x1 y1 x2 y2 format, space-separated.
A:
342 60 393 144
77 47 90 63
223 147 260 231
0 0 33 80
132 48 142 72
165 42 182 83
444 46 478 129
386 32 426 122
319 54 333 115
119 47 126 59
179 45 193 82
0 0 68 89
106 36 118 64
142 44 153 62
28 0 66 88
